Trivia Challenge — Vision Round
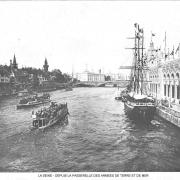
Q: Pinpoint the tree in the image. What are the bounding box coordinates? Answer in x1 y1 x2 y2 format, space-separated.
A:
62 73 71 83
51 69 64 82
32 74 39 89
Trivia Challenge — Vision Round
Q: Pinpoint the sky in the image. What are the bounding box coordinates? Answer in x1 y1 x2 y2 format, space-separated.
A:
1 1 180 75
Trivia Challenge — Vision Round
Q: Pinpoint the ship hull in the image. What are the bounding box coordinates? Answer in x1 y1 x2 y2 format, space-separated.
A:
17 99 51 109
124 101 156 122
32 106 69 130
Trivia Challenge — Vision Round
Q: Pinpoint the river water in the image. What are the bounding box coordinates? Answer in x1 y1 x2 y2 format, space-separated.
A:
0 87 180 172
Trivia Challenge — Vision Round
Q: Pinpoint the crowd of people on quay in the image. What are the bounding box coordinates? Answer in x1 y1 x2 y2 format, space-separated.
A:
32 102 67 119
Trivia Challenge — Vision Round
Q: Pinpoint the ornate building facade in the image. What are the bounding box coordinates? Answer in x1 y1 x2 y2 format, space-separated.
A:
147 41 180 105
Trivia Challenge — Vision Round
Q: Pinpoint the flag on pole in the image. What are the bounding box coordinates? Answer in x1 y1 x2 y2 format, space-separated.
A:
175 45 180 54
170 46 174 55
155 48 160 52
170 50 174 55
139 28 143 33
152 33 155 36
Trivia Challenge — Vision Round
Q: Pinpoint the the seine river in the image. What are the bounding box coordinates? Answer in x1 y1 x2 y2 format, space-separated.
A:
0 87 180 172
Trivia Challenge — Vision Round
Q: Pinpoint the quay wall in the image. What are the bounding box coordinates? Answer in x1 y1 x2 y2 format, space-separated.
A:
156 106 180 128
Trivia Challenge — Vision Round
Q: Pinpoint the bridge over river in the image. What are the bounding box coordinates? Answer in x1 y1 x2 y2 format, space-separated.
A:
74 80 129 88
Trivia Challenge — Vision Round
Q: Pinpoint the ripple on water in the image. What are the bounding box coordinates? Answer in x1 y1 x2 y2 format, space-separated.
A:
1 88 180 171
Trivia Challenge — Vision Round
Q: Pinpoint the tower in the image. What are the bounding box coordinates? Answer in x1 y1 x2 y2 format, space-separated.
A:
12 54 18 70
10 59 12 68
43 58 49 72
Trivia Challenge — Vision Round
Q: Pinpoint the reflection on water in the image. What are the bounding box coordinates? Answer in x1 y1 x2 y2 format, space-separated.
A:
0 88 180 172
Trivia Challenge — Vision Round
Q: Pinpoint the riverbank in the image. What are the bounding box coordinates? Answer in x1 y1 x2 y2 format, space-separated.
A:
0 84 118 99
0 82 74 98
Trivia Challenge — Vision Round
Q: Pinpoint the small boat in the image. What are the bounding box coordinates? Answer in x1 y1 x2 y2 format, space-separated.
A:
32 102 69 130
151 120 161 126
65 86 73 91
17 93 51 109
115 90 122 100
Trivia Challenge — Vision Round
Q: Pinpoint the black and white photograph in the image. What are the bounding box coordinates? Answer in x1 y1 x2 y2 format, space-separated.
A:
0 0 180 179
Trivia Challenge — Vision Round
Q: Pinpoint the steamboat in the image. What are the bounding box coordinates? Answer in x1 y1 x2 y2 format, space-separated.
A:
32 102 69 130
123 23 156 121
17 93 51 109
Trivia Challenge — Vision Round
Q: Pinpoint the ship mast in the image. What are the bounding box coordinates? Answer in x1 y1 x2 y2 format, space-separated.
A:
164 31 167 60
134 23 144 95
134 28 137 92
123 23 145 94
137 25 140 94
141 28 144 95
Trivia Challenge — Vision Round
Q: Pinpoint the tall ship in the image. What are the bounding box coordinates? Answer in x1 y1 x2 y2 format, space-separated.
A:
124 23 156 121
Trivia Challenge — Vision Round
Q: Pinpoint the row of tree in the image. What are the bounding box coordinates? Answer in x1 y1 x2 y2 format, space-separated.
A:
1 64 77 85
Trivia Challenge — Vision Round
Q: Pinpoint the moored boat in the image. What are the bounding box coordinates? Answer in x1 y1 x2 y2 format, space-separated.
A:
17 93 50 109
124 93 156 121
123 23 156 122
115 90 122 100
31 102 69 130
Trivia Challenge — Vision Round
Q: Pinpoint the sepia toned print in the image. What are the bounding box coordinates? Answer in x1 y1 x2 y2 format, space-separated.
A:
0 1 180 173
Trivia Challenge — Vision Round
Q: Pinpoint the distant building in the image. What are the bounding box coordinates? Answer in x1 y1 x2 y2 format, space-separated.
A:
0 67 11 96
76 70 105 82
9 54 31 90
43 58 49 72
11 54 18 70
38 58 50 85
106 73 126 81
14 70 29 85
38 74 49 85
0 69 10 83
